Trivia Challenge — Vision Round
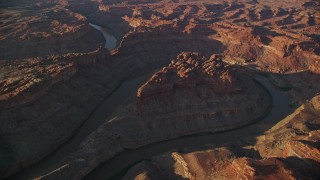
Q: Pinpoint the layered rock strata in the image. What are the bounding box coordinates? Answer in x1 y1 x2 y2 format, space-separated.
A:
0 25 230 179
124 95 320 180
0 5 105 60
32 52 270 179
99 0 320 73
130 52 270 141
1 0 320 179
0 37 227 178
0 49 111 177
111 53 270 149
0 48 109 111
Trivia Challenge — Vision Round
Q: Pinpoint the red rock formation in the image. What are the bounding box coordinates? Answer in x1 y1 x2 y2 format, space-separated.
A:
256 95 320 159
1 0 320 179
310 61 320 74
282 139 320 162
0 6 105 60
24 52 271 180
137 53 239 99
0 48 110 111
133 52 269 119
124 150 319 180
123 95 320 180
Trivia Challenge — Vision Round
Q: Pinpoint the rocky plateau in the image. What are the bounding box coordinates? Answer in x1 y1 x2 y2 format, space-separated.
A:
0 0 320 179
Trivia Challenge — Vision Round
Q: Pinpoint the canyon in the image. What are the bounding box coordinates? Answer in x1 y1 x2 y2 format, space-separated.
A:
123 95 320 180
0 0 319 179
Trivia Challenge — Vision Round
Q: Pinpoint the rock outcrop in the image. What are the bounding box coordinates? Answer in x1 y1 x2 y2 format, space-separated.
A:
30 53 271 179
131 53 269 132
0 5 105 60
137 53 238 99
0 48 112 177
105 0 320 73
1 0 320 179
255 95 320 161
123 95 320 180
0 48 109 111
114 53 270 150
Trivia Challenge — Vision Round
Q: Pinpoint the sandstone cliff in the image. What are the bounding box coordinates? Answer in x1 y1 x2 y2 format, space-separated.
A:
1 0 319 179
29 52 271 179
123 95 320 180
0 5 105 60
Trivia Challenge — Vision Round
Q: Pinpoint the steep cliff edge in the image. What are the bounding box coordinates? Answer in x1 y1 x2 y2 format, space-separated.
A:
123 95 320 180
117 52 270 148
32 52 271 179
1 0 319 179
255 95 320 160
0 48 113 177
0 5 105 60
0 22 231 179
0 48 109 111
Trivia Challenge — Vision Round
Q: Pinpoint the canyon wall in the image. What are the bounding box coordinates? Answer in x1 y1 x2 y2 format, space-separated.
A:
123 95 320 180
30 53 271 179
0 0 319 179
0 25 233 179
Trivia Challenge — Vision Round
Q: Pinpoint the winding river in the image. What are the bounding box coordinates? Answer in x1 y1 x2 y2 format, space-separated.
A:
12 24 292 179
11 60 170 180
84 75 292 180
89 23 118 50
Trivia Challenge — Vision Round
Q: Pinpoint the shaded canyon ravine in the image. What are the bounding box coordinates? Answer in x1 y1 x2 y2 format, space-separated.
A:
11 24 292 180
10 60 170 179
84 75 292 180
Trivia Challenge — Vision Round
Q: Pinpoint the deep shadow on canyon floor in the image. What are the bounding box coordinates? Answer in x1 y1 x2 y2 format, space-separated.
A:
1 0 320 179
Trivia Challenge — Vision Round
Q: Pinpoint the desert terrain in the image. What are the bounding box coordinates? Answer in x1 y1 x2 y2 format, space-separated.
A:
0 0 319 179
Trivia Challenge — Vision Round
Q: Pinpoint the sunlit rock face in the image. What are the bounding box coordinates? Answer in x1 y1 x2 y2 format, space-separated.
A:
124 95 320 180
114 52 270 148
137 53 239 99
31 52 271 180
1 0 320 179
